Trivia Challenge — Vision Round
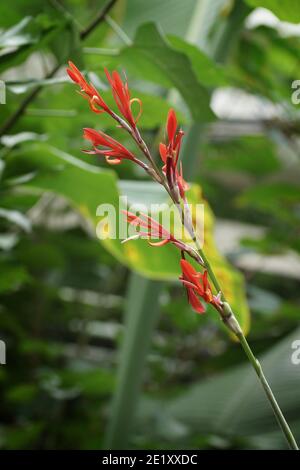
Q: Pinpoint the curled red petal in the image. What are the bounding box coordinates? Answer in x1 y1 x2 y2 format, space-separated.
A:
130 98 143 124
148 239 170 247
105 156 122 165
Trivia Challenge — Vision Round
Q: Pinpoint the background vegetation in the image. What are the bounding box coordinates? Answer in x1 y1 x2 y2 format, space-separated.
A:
0 0 300 450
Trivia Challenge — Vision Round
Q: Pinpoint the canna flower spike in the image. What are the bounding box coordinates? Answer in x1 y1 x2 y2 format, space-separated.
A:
180 259 222 314
68 61 300 449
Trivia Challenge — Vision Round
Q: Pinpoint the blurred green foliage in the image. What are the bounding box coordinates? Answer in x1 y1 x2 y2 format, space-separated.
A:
0 0 299 450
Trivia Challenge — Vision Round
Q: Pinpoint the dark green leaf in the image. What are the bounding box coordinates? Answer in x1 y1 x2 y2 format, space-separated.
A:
118 23 215 122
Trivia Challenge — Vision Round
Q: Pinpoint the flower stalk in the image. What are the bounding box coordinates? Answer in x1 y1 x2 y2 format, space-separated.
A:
67 63 299 450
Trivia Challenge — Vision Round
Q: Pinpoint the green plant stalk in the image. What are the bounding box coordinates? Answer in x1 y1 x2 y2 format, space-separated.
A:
237 332 299 450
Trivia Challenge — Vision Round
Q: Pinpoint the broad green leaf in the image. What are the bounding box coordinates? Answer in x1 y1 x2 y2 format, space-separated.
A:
122 0 197 38
50 16 82 64
245 0 300 23
167 35 228 87
118 23 215 122
11 143 249 333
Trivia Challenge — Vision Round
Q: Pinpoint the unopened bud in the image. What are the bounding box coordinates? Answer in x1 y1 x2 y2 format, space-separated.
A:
222 302 243 336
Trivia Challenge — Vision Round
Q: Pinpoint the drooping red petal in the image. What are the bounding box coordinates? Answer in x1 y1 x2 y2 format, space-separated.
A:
180 259 208 297
187 288 205 314
122 211 174 244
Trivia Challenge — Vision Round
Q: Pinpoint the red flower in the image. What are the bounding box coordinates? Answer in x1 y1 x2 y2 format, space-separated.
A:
179 259 222 314
67 61 111 115
105 69 142 128
83 128 135 165
159 109 189 200
122 211 187 248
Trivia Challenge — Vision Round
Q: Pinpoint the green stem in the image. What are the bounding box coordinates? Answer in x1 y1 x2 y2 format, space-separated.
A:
237 333 299 450
190 218 298 449
198 248 223 295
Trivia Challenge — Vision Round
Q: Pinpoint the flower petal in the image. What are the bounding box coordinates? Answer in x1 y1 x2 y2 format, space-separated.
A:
167 108 177 143
187 288 205 314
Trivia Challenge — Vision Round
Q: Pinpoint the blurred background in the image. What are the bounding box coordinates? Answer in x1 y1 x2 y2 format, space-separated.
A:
0 0 300 450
